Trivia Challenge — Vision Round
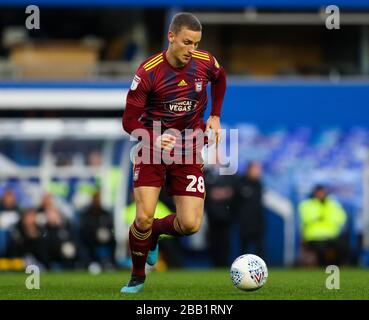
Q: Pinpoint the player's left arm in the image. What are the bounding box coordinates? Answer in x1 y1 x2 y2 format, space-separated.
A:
206 55 227 146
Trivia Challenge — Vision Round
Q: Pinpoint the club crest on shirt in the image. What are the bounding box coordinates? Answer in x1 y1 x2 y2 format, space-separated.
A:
195 81 203 92
133 166 140 181
130 74 141 90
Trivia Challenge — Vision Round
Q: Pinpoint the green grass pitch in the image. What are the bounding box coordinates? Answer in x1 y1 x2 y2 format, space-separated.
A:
0 268 368 300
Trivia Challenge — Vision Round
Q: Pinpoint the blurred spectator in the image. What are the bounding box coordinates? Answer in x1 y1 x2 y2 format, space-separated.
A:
234 162 265 257
7 208 49 269
79 191 116 269
0 189 19 212
298 185 348 266
44 207 77 269
87 151 102 167
38 193 54 213
204 164 235 267
38 192 73 221
0 189 20 230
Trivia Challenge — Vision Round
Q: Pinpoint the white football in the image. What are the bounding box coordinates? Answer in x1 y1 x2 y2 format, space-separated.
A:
230 254 268 291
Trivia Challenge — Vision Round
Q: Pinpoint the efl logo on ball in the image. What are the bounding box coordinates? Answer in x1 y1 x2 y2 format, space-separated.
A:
230 254 268 291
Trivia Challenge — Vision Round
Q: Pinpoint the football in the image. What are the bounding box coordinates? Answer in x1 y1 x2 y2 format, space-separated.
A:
230 254 268 291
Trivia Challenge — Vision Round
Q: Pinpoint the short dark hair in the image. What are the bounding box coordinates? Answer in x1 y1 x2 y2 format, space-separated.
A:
169 12 202 34
311 184 328 198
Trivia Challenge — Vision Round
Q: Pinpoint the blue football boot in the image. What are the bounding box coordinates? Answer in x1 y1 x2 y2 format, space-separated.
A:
146 243 159 266
120 275 145 293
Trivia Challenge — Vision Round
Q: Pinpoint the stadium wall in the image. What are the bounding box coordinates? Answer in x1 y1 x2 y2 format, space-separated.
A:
220 80 369 130
1 79 368 129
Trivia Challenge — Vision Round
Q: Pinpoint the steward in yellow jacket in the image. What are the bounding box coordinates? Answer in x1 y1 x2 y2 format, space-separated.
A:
298 185 348 266
299 186 347 242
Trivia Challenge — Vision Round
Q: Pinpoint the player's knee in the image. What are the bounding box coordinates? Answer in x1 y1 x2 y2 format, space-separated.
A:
135 211 154 230
178 219 201 235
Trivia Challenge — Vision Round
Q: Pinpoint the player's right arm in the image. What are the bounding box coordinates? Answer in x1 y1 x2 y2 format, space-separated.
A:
122 67 151 138
122 66 176 150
